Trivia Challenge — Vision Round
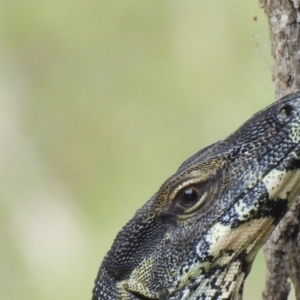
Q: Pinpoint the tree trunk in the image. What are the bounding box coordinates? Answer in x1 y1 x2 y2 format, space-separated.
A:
259 1 300 299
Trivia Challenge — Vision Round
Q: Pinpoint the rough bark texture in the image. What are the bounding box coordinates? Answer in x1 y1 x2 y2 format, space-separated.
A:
259 1 300 299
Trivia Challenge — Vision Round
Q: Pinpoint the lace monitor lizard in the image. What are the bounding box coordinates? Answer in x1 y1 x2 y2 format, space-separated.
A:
93 92 300 299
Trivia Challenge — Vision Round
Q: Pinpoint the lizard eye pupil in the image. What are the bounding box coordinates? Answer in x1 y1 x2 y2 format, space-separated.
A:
180 187 200 207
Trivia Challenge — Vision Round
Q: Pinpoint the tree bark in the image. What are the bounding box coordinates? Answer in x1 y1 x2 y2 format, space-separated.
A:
259 1 300 299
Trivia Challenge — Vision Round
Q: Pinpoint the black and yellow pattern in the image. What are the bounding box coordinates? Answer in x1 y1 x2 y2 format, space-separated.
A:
93 92 300 300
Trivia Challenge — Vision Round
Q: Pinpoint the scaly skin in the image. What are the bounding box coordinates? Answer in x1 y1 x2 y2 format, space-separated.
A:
93 92 300 300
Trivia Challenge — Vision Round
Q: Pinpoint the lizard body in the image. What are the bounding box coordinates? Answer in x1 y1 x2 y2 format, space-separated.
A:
93 92 300 299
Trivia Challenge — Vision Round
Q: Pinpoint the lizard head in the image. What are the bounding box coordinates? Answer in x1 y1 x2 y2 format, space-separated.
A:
93 92 300 300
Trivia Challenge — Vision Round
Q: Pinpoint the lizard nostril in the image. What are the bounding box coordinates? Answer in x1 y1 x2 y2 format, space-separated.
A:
279 104 292 119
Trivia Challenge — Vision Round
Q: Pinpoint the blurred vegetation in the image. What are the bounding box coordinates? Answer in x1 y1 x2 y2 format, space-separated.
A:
0 1 293 299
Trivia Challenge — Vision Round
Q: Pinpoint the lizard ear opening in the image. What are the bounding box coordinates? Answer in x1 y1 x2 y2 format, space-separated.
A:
278 104 292 119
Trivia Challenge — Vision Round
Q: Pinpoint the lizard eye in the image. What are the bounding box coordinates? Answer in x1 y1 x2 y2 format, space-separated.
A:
180 187 200 207
176 184 208 213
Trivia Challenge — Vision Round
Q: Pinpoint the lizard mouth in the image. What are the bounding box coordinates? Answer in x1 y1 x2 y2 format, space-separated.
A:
130 291 158 300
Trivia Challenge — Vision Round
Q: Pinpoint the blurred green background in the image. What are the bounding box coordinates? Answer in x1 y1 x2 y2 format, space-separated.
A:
0 1 294 299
